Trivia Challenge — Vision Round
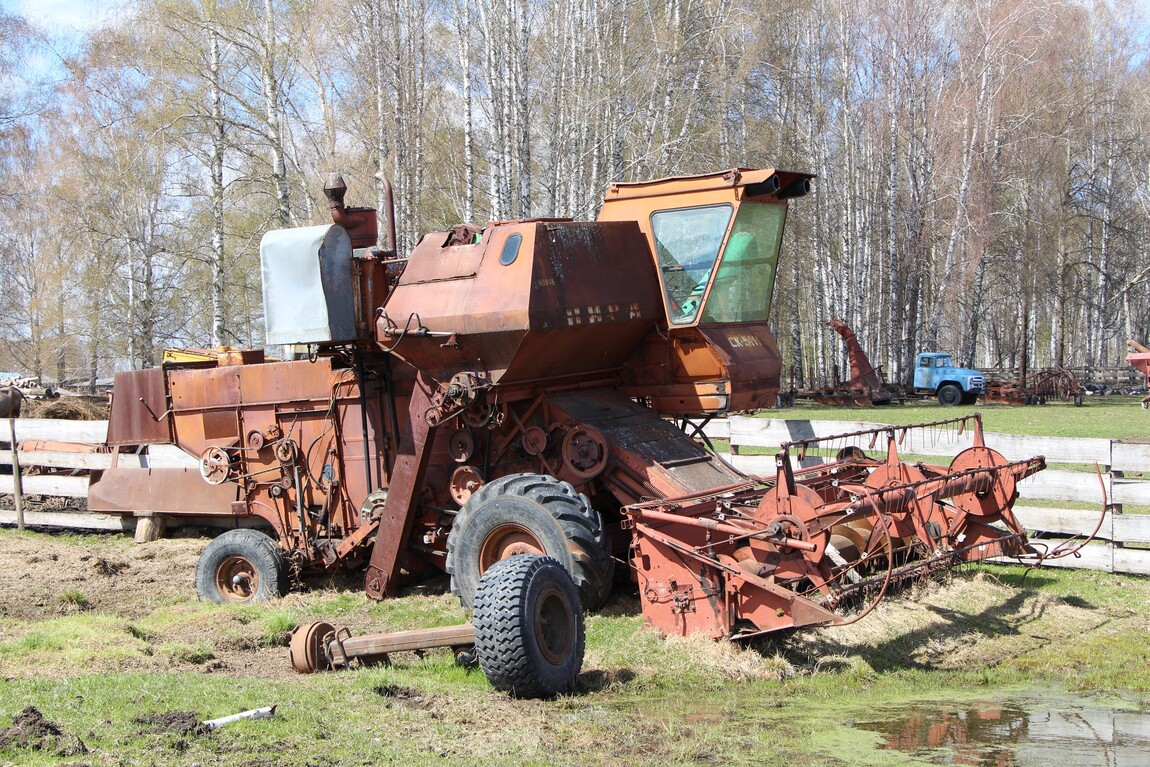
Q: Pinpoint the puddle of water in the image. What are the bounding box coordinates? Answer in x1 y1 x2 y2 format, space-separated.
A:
855 694 1150 766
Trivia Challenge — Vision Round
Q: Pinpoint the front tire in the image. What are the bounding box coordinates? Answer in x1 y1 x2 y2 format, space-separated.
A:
937 384 963 406
472 554 585 698
445 473 613 612
194 529 287 604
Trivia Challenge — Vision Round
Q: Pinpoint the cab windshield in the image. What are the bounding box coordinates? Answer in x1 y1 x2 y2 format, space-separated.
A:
649 202 786 325
699 203 786 324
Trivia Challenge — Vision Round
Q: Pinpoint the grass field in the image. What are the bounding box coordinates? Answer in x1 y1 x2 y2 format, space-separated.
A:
1 400 1148 766
776 395 1150 441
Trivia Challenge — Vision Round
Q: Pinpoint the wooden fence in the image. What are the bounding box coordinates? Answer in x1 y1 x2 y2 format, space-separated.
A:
4 415 1149 574
1 417 195 532
702 415 1150 576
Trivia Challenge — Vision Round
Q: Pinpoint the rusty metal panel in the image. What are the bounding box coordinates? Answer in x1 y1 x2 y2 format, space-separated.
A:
88 467 239 515
379 221 662 385
107 369 171 446
236 358 341 406
169 366 242 410
550 389 741 496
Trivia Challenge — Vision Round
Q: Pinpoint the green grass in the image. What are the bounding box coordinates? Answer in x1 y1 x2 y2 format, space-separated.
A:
775 396 1149 441
0 563 1147 766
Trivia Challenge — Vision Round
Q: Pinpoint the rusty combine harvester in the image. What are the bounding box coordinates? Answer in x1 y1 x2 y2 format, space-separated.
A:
88 167 1053 694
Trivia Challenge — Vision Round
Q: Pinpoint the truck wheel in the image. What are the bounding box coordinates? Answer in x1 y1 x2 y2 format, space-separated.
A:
472 554 585 698
445 473 613 612
194 529 287 604
937 384 963 406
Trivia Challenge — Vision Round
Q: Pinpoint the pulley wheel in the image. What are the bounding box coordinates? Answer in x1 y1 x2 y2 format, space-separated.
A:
288 621 335 674
948 446 1016 520
864 462 939 538
246 430 266 450
560 426 609 479
449 429 476 463
359 489 389 523
450 466 485 507
198 447 232 485
462 399 499 428
521 426 548 456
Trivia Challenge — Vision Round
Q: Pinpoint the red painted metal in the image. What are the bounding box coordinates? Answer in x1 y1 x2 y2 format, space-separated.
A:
1127 345 1150 408
624 415 1047 639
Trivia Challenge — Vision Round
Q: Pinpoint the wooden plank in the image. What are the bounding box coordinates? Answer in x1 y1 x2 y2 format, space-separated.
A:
0 474 88 498
980 432 1110 465
1113 514 1150 544
1111 442 1150 473
1111 477 1150 505
698 420 729 440
1004 542 1115 573
0 508 133 531
145 444 199 468
1012 506 1112 539
14 450 115 470
0 418 108 444
1113 547 1150 576
1018 469 1109 504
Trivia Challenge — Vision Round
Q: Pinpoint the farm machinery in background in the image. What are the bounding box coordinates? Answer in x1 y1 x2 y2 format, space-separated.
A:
82 168 1054 695
1127 340 1150 408
796 319 1082 407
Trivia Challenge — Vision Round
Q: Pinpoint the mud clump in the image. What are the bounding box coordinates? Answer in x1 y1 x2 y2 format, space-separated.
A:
0 706 87 756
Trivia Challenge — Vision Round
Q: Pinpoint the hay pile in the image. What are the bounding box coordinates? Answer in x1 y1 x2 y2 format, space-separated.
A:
26 396 108 420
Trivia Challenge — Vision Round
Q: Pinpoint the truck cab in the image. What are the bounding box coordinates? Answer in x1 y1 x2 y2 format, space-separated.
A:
913 352 985 406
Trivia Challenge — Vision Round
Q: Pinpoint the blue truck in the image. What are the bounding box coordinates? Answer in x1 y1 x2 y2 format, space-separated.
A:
913 352 985 406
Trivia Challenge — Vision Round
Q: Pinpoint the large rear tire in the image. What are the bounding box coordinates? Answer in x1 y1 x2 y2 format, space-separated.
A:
937 384 963 406
445 473 613 612
472 554 585 698
194 529 287 604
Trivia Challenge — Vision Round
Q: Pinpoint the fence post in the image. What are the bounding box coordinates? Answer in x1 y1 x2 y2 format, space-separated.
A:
8 418 25 530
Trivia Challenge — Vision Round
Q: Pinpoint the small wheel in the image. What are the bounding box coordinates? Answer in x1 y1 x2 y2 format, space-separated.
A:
472 554 585 698
445 473 613 612
195 529 287 604
289 621 334 674
937 384 963 406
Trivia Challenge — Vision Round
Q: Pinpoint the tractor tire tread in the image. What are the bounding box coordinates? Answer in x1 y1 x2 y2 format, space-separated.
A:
472 554 585 698
446 473 613 612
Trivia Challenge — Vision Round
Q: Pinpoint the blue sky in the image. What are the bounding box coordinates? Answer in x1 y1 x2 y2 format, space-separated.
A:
13 0 120 31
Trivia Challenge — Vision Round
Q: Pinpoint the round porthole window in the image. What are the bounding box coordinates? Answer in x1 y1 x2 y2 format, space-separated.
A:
500 233 522 266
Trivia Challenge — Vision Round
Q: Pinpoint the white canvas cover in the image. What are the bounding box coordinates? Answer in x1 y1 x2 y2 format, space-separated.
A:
260 224 356 345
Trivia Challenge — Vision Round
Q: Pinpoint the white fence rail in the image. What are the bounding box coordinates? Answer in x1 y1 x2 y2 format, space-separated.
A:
4 415 1150 574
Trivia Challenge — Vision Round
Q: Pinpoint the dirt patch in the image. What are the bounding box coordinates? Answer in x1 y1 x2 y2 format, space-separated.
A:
0 531 204 621
373 683 438 710
134 711 207 736
0 706 87 756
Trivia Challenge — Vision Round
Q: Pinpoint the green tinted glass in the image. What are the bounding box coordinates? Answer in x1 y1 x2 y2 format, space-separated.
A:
700 203 786 324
